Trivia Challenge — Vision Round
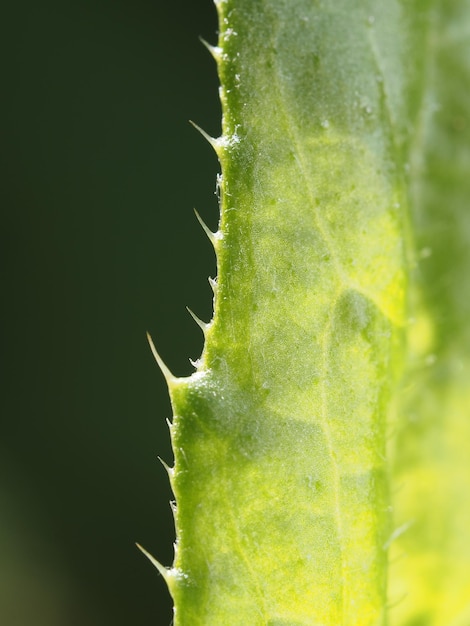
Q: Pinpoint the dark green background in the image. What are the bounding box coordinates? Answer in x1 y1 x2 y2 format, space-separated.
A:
2 1 219 624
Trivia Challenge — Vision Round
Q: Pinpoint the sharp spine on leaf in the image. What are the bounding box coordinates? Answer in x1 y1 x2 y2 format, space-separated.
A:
382 520 414 550
199 36 221 61
189 120 221 155
136 543 169 582
157 455 174 477
194 209 217 245
208 276 217 292
146 332 176 386
186 306 209 334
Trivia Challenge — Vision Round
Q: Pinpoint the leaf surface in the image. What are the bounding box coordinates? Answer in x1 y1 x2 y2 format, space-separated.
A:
156 1 470 624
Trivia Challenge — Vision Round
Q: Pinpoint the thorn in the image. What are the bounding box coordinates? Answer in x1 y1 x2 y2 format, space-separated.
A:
208 276 218 292
136 543 169 581
194 209 217 244
189 357 201 369
186 307 209 333
198 36 221 61
386 592 408 610
189 120 220 154
146 332 176 385
166 417 173 431
157 456 174 476
169 500 177 515
383 520 414 550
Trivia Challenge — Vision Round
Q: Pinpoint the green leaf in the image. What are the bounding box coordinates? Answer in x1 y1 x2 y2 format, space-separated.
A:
390 2 470 623
153 1 470 624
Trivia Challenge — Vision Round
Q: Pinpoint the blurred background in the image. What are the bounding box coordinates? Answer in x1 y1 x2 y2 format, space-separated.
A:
1 1 220 624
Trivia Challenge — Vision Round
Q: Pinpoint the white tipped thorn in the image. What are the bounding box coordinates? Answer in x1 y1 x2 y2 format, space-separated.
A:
157 455 174 477
198 36 221 61
186 307 209 333
146 332 176 385
194 209 217 245
189 120 220 153
208 276 217 292
136 543 169 581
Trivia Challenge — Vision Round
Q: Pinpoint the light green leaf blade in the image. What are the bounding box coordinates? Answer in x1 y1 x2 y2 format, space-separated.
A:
390 2 470 623
164 1 415 624
152 1 470 624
